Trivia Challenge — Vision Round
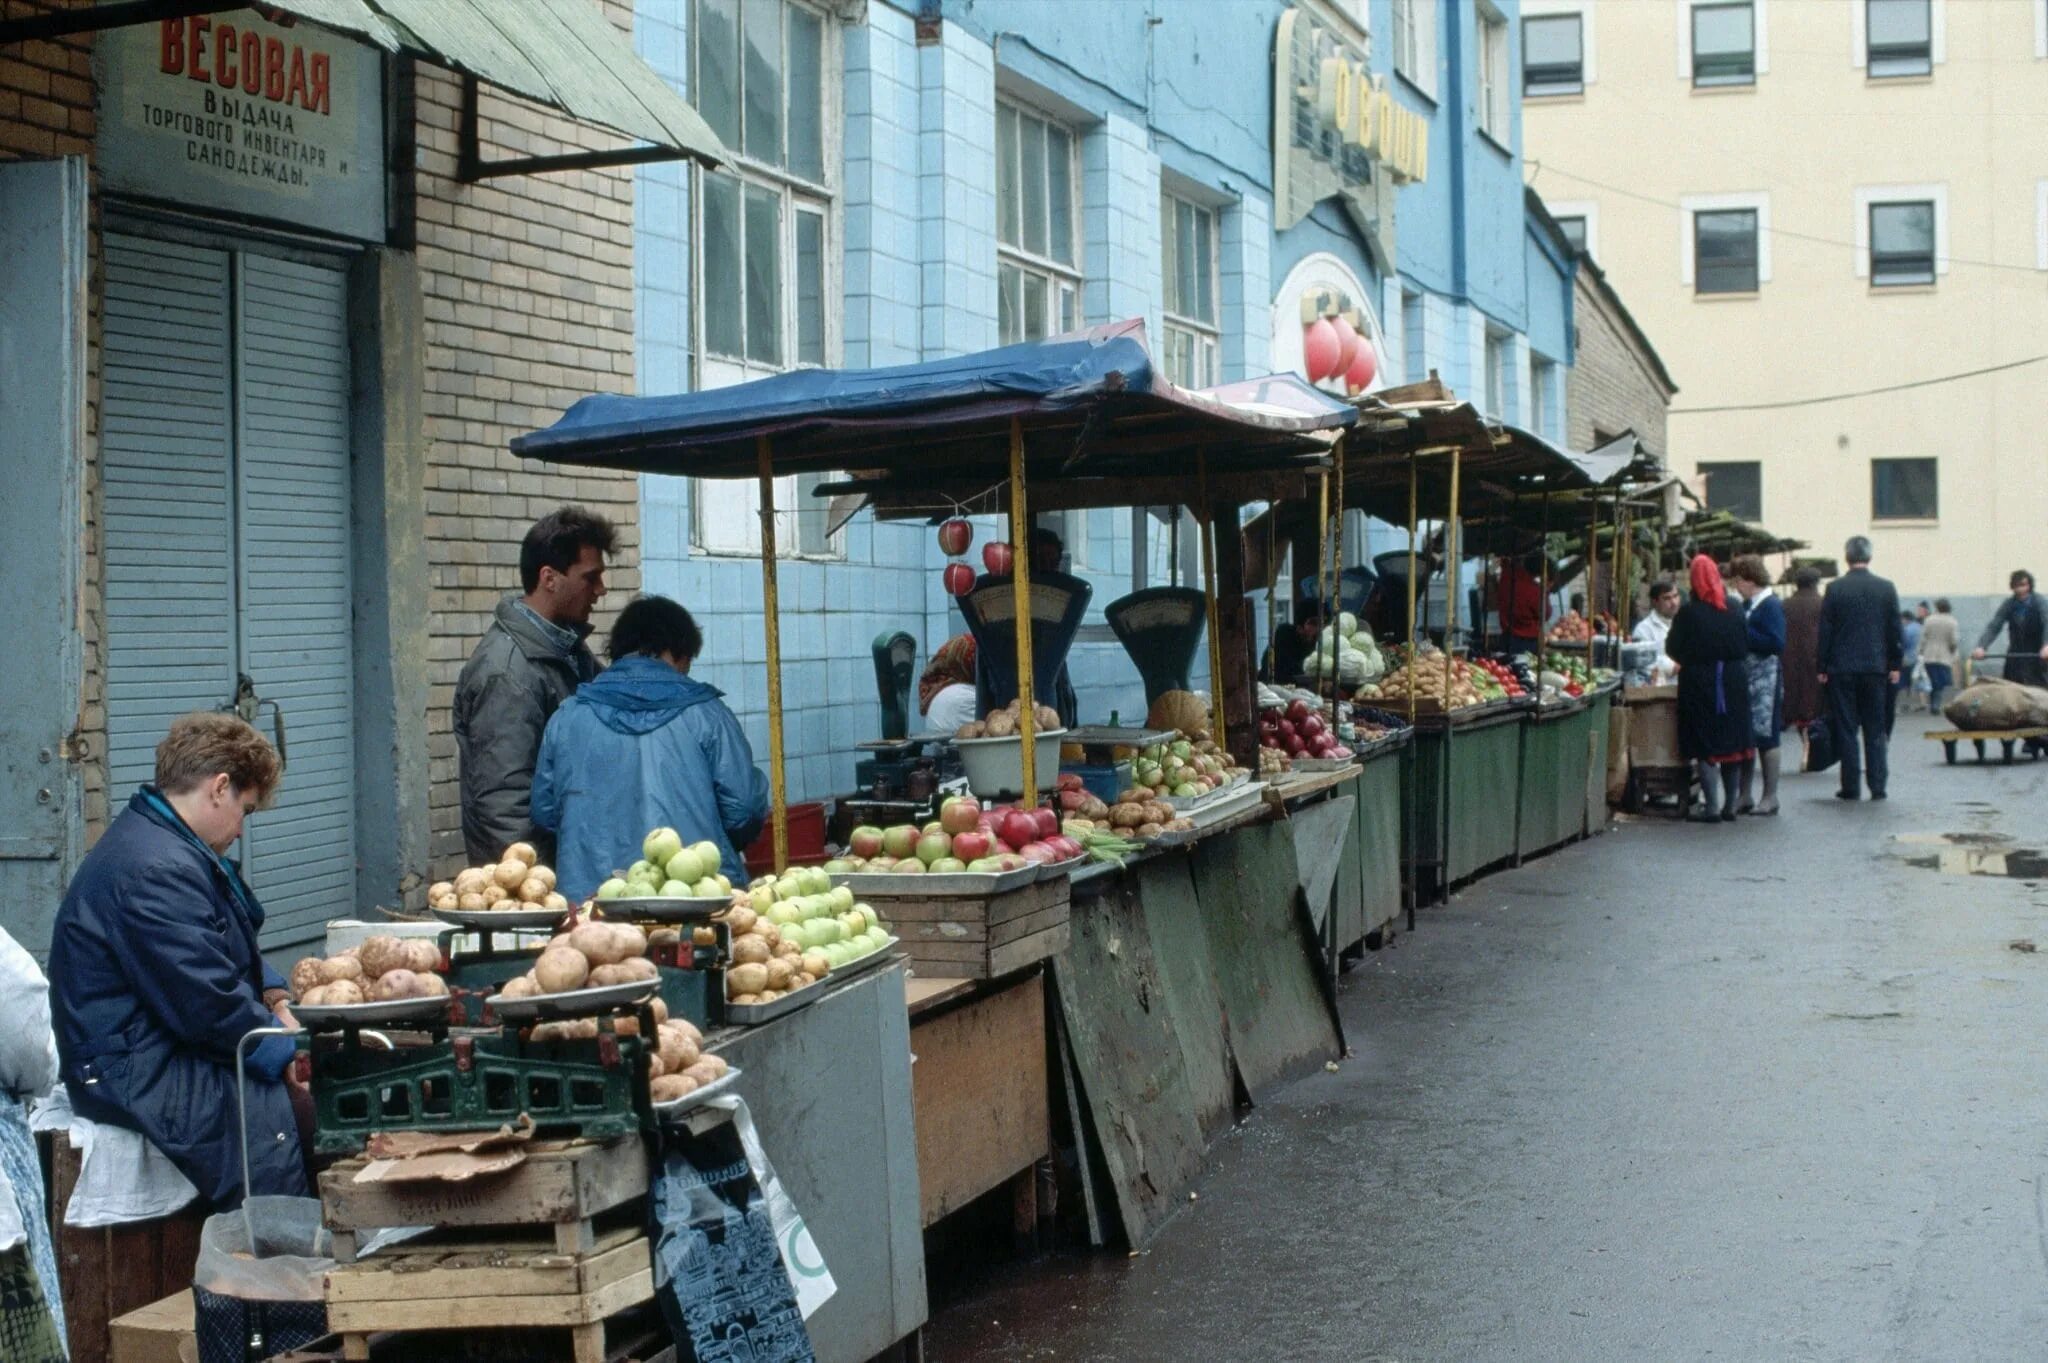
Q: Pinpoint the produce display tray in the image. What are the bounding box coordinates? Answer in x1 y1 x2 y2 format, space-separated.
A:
1061 725 1177 750
1181 780 1267 830
1164 771 1253 812
723 939 898 1025
1035 853 1089 880
594 895 730 923
1289 755 1359 772
486 978 660 1022
831 865 1040 896
430 906 569 932
1349 728 1413 761
651 1066 743 1120
294 996 453 1032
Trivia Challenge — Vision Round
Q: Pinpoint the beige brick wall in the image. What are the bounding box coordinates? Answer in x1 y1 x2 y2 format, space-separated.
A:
2 0 108 837
407 4 643 874
1567 272 1674 464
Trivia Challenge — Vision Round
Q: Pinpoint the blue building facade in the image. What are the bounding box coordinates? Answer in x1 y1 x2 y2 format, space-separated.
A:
631 0 1575 803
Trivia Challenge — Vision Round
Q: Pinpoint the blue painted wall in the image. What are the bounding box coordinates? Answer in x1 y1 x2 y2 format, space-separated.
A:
630 0 1574 805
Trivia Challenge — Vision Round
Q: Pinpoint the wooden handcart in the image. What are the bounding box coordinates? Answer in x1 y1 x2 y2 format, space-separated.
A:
1926 727 2048 764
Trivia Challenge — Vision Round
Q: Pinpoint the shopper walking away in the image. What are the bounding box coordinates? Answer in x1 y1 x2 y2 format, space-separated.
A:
1971 570 2048 688
455 506 617 866
1889 611 1924 729
1729 556 1785 815
1818 537 1903 801
1920 598 1960 711
1666 556 1753 822
1781 567 1824 737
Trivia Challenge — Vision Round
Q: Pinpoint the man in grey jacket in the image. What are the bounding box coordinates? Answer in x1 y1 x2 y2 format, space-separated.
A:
455 506 617 865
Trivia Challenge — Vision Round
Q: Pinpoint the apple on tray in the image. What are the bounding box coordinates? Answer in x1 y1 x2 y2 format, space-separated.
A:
848 825 885 859
881 825 919 860
940 796 981 835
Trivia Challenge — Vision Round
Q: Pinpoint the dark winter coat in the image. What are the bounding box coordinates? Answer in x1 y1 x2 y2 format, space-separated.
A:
1667 598 1753 761
455 595 602 866
48 790 306 1210
1818 567 1903 677
1781 585 1824 726
1975 593 2048 687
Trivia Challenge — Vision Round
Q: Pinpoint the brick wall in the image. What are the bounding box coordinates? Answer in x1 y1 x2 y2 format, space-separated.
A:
2 0 107 836
408 2 642 873
1567 271 1673 461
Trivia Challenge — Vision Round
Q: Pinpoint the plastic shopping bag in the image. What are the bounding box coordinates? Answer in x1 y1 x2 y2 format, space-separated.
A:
192 1196 331 1363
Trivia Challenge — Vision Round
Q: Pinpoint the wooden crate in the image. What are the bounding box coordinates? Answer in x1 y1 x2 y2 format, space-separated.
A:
870 877 1070 980
322 1229 654 1363
318 1136 647 1260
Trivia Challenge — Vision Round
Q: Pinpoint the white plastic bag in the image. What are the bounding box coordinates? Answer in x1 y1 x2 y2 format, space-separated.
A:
708 1095 837 1320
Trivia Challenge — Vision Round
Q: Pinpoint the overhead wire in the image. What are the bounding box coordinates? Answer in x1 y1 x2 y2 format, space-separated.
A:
1669 352 2048 414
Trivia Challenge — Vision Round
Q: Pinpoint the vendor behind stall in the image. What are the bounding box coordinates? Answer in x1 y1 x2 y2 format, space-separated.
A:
48 713 307 1210
532 595 770 898
920 634 980 735
1263 608 1321 683
1494 553 1550 654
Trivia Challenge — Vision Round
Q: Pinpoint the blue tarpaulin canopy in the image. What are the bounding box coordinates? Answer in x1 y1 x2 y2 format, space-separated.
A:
512 322 1356 495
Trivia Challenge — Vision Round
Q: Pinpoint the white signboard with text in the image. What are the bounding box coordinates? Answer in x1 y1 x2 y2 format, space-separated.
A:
97 11 385 241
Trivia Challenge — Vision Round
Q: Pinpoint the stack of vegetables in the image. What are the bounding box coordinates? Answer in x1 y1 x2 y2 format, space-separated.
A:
1128 735 1240 799
1535 652 1614 701
1302 611 1386 690
1257 697 1354 763
1358 648 1494 711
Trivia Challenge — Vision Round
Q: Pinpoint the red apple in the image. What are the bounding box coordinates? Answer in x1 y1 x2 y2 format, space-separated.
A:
937 518 972 556
994 853 1027 871
1000 811 1039 851
940 795 981 835
915 832 953 866
1301 713 1326 740
952 830 992 862
982 541 1014 575
848 825 885 859
943 561 975 597
893 858 925 875
1030 806 1058 839
881 825 920 859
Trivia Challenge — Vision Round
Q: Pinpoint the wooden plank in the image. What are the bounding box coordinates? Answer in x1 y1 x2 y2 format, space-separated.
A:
986 921 1069 977
1287 795 1354 933
988 900 1072 949
320 1137 646 1233
905 977 976 1016
910 978 1049 1225
323 1236 649 1306
1129 856 1236 1142
324 1263 654 1333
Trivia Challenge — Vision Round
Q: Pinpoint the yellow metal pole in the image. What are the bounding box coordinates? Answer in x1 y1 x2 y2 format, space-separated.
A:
1199 455 1226 751
1317 466 1332 708
1329 434 1346 722
1405 455 1417 728
755 437 788 874
1443 448 1461 703
1008 417 1037 807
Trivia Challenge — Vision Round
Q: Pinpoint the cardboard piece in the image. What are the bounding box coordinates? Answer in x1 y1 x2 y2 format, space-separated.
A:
109 1289 193 1363
350 1147 528 1186
362 1115 534 1160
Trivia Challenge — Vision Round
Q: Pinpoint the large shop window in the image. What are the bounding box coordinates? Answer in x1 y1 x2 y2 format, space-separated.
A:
1694 208 1760 293
1160 191 1220 388
1692 2 1756 86
997 99 1081 346
1871 457 1938 521
1477 4 1511 142
1699 461 1762 521
1866 0 1933 77
693 0 840 556
1522 13 1584 96
1868 200 1936 286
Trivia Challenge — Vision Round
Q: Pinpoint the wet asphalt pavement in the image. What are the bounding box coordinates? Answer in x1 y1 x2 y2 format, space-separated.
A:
923 715 2048 1361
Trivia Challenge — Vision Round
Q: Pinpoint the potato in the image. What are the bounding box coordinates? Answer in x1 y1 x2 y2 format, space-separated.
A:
648 996 669 1025
691 927 716 948
587 963 628 987
682 1058 727 1087
726 962 769 996
327 980 366 1005
534 946 590 994
757 990 781 1003
730 993 760 1005
546 933 572 952
569 922 624 967
793 972 815 988
724 906 758 937
518 876 551 903
650 1074 697 1102
667 1017 702 1047
371 969 420 1001
542 892 569 911
492 860 530 892
801 951 831 980
731 934 771 967
414 971 447 998
504 842 538 865
662 1033 700 1073
289 957 325 997
453 867 491 896
611 924 648 958
613 1013 642 1036
497 974 541 1000
319 956 365 985
298 983 330 1006
528 865 556 893
614 956 658 982
481 883 509 907
427 880 455 902
357 936 406 979
429 892 458 912
756 922 780 947
647 1053 666 1079
649 928 682 948
400 939 442 974
457 891 488 911
764 958 795 991
773 938 803 961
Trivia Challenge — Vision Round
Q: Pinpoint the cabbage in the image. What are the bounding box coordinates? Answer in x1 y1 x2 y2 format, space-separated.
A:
1338 611 1359 640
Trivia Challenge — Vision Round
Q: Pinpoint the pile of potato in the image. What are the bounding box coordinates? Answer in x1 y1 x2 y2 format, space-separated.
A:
426 841 572 915
291 936 448 1006
496 921 658 999
719 903 832 1006
1362 655 1486 710
955 696 1062 740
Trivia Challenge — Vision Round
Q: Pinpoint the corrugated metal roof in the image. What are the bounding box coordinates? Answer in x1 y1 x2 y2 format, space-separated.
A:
193 0 726 167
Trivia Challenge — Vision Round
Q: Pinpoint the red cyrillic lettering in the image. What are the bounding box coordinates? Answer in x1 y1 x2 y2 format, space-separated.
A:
241 30 262 94
286 47 308 109
159 19 184 75
215 23 237 88
187 16 211 83
310 52 330 115
265 38 285 100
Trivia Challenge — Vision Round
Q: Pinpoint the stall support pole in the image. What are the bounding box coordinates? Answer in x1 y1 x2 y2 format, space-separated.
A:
1198 456 1227 752
1440 447 1462 907
756 437 789 872
1539 490 1552 662
1009 417 1038 807
1317 467 1333 720
1403 454 1418 931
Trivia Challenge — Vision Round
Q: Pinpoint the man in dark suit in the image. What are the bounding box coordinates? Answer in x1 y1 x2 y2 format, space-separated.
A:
1817 536 1904 800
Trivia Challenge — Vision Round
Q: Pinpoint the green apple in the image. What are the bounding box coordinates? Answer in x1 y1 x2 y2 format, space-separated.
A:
658 878 690 897
664 847 705 885
857 905 878 929
714 874 732 893
749 885 776 913
838 911 865 939
691 876 723 898
628 859 659 883
643 827 683 867
595 877 627 901
768 901 802 926
801 867 831 896
828 886 855 912
775 875 801 901
689 841 721 871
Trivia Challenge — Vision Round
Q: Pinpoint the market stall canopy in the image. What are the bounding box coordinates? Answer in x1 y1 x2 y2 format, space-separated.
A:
513 321 1357 518
1339 388 1597 525
13 0 728 174
1570 430 1663 489
1663 509 1808 566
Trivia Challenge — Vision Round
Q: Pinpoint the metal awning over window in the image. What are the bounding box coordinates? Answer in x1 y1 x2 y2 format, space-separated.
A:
5 0 729 177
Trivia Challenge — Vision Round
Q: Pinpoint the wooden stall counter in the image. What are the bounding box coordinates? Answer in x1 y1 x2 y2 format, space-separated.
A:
905 970 1050 1230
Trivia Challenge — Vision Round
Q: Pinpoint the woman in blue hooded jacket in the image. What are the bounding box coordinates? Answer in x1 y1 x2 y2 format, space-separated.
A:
532 596 770 898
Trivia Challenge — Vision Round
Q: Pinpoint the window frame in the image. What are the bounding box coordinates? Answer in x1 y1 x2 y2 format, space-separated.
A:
1545 199 1599 259
1691 0 1756 87
1679 191 1771 290
1853 183 1946 286
1521 12 1585 96
1693 207 1761 294
1477 3 1512 146
1529 356 1557 441
1870 457 1938 523
996 97 1083 348
688 0 845 560
1698 461 1763 521
1866 199 1937 287
1864 0 1934 78
1160 189 1222 390
1390 0 1440 99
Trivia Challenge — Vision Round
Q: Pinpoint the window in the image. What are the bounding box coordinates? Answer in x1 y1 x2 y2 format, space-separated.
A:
1868 200 1935 286
1483 330 1509 417
1530 357 1557 440
1401 289 1426 382
1692 2 1755 85
1699 461 1762 521
691 0 840 557
1694 209 1759 293
997 100 1080 345
1478 5 1511 143
1554 215 1588 253
1522 13 1583 95
1160 192 1220 388
1871 458 1937 521
1866 0 1932 77
1391 0 1439 97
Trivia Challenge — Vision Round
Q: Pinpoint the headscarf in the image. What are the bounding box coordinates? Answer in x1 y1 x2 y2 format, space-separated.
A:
918 634 976 714
1690 554 1728 611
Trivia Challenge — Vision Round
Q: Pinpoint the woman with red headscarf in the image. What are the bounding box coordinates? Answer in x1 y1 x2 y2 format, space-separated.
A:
1664 556 1754 821
919 634 979 735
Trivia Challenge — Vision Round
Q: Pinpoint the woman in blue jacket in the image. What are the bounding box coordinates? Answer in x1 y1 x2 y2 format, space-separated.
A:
48 713 306 1211
532 596 770 899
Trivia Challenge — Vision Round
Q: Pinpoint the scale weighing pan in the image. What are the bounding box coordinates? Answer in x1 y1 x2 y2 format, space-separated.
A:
431 906 570 932
724 939 899 1025
651 1066 744 1120
293 995 452 1031
487 978 660 1022
594 896 730 924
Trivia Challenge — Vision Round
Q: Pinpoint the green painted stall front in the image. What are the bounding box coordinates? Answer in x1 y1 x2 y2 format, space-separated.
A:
1516 701 1592 859
1582 690 1614 837
1344 746 1405 942
1402 710 1526 891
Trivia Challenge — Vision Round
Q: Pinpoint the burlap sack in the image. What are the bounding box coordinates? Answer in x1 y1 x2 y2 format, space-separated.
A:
1943 679 2048 731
